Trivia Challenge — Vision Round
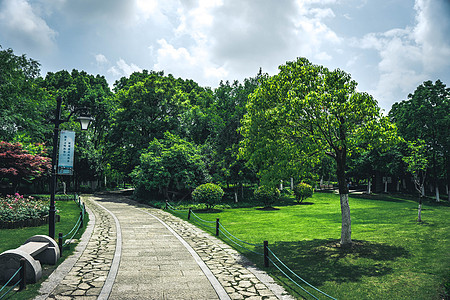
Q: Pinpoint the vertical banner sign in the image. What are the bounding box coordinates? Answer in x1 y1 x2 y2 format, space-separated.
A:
58 130 75 175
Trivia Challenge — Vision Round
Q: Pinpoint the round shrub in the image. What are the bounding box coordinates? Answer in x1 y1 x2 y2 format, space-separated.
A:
254 185 280 208
293 182 314 203
192 183 224 209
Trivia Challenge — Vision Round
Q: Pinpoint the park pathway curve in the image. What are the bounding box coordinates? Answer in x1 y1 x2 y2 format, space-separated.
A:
36 193 293 300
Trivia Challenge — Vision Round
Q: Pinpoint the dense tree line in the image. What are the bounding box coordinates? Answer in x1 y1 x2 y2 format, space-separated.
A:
1 46 449 243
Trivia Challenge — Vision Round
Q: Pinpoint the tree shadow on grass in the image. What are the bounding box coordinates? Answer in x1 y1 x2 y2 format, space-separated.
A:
262 239 409 286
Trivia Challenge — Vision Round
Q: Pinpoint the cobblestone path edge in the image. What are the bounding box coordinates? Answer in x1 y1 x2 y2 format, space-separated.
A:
91 200 122 300
34 198 96 300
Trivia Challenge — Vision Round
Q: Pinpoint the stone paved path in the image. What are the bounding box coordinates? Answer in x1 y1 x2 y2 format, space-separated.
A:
36 193 294 300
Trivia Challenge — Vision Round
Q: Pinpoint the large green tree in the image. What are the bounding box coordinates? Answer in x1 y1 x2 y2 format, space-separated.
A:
0 47 52 142
107 71 212 177
389 80 450 202
240 58 396 245
41 70 115 186
210 79 258 188
131 132 208 200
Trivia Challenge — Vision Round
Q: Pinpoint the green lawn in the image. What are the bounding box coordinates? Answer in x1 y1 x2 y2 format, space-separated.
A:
169 192 450 299
0 197 87 299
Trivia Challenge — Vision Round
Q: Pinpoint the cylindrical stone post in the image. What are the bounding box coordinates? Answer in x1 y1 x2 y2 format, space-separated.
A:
188 208 192 220
19 258 26 290
58 232 63 254
216 218 220 236
264 241 269 268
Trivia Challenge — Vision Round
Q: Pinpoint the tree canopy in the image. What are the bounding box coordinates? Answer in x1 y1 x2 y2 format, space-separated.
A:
131 132 208 200
389 80 450 201
240 57 397 245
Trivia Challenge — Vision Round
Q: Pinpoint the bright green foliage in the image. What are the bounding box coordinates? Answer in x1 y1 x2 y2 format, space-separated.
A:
253 185 281 208
41 69 115 185
403 140 428 194
106 71 208 175
192 183 224 209
240 57 397 245
131 132 208 200
0 47 52 142
209 79 259 186
390 80 449 200
293 182 313 203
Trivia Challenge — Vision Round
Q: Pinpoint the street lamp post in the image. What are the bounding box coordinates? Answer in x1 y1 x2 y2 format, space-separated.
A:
49 96 93 240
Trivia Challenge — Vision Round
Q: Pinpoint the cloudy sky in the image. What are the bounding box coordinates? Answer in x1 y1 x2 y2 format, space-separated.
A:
1 0 449 111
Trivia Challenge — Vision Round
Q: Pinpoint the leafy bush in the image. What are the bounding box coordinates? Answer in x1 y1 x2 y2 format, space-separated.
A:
0 193 49 222
293 182 314 203
192 183 224 209
280 187 294 197
131 132 209 200
254 185 280 208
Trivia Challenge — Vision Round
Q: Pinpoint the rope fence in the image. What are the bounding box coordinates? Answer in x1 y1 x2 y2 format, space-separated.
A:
0 259 26 299
58 194 86 252
0 194 85 298
165 201 336 300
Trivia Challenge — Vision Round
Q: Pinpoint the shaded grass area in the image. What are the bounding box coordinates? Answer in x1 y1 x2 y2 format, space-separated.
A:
0 197 88 299
167 192 450 299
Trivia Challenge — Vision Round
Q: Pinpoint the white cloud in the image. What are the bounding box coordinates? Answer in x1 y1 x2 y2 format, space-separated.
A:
136 0 158 19
153 39 227 86
108 58 142 77
413 0 450 71
315 51 332 61
95 54 108 65
355 0 450 108
0 0 57 53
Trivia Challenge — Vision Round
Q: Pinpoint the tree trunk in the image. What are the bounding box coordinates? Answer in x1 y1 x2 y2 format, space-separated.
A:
447 184 449 202
340 193 352 245
435 186 440 202
336 148 351 246
418 195 423 222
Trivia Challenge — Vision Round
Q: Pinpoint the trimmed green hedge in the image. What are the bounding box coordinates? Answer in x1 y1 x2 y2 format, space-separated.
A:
254 185 280 208
192 183 224 209
293 182 313 203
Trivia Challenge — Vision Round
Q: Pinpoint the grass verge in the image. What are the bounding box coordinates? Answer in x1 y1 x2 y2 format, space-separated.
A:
167 192 450 300
0 197 88 299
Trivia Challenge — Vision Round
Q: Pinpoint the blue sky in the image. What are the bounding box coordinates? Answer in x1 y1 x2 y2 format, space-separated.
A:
0 0 449 111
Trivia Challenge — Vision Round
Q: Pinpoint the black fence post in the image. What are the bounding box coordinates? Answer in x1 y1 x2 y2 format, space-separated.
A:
216 218 220 236
188 208 192 220
19 258 26 290
264 240 269 268
165 201 168 210
58 233 63 254
80 211 84 228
